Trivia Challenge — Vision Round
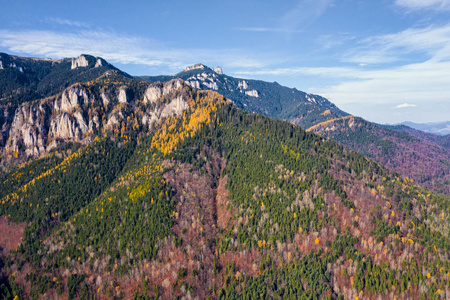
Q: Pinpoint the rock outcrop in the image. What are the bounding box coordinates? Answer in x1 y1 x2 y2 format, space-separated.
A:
71 55 109 70
58 84 91 112
184 63 206 72
143 79 183 104
71 55 90 69
118 87 129 104
0 79 193 168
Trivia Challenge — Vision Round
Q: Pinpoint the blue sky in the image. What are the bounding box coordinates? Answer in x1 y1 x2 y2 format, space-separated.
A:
1 0 449 124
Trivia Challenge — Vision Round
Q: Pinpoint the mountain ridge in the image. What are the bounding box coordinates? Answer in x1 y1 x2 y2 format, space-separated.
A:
393 121 450 136
139 62 450 195
137 63 349 129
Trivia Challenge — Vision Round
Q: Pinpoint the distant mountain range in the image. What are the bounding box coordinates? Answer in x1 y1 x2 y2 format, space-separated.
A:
393 121 450 136
1 53 450 299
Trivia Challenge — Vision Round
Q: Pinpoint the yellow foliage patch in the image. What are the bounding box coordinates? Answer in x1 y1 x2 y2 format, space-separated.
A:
151 98 221 155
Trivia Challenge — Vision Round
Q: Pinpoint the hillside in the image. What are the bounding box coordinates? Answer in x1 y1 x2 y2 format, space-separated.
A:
138 64 449 195
308 116 450 195
1 68 450 299
387 124 450 149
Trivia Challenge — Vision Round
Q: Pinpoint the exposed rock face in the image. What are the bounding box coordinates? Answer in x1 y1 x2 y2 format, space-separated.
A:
215 66 223 75
0 60 3 69
143 79 183 104
118 87 128 104
4 103 48 157
59 84 91 112
71 55 89 69
95 58 105 68
238 81 248 90
160 96 189 118
185 63 206 72
0 79 193 167
101 92 110 108
245 90 259 97
185 72 219 91
143 85 162 104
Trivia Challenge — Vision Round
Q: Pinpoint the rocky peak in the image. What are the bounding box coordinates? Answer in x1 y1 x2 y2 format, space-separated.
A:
214 66 223 75
71 54 109 70
184 63 208 72
71 55 90 69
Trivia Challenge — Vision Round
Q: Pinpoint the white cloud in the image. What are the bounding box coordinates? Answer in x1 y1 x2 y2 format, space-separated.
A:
344 24 450 64
317 60 450 105
0 29 266 72
395 103 417 109
395 0 450 10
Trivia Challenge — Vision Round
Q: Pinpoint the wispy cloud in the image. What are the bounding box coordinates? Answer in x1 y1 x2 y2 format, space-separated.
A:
344 24 450 64
44 17 90 28
234 27 302 33
395 0 450 11
281 0 334 32
235 0 333 35
315 34 354 50
0 29 266 72
395 103 417 109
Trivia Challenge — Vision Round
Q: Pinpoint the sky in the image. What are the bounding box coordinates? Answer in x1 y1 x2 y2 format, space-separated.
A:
0 0 449 124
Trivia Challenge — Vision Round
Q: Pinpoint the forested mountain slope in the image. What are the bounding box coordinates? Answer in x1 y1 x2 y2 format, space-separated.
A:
1 71 450 299
308 116 450 195
139 64 449 195
387 124 450 149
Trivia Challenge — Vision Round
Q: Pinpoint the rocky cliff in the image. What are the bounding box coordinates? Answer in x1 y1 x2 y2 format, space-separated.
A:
0 77 190 171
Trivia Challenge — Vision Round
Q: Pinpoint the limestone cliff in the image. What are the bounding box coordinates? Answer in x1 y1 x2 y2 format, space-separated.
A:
0 79 190 171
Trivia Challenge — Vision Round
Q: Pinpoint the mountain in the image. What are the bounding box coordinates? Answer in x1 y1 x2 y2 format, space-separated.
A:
397 121 450 136
139 64 450 195
0 53 130 106
137 63 348 129
308 116 450 194
1 54 450 300
387 124 450 149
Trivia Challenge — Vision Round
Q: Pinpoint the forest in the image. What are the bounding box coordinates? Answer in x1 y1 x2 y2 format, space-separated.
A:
0 75 449 299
